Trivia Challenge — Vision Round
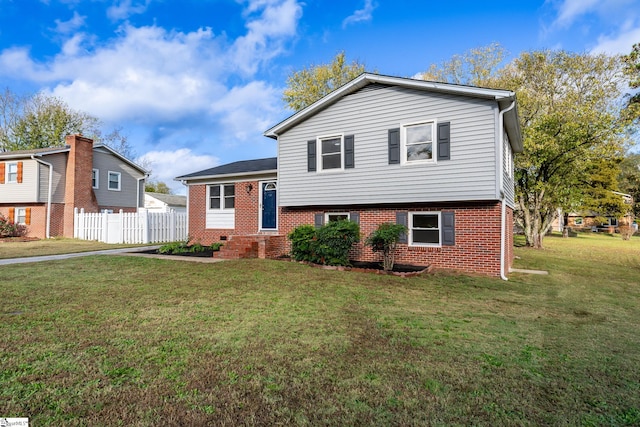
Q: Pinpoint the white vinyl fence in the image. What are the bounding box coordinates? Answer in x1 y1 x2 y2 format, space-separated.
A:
74 208 188 244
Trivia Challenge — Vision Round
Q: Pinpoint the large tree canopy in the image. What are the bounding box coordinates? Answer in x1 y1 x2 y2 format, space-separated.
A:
282 52 367 111
0 88 135 159
422 46 633 248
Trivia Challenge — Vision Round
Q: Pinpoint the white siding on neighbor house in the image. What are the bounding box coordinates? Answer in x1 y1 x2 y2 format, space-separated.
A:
0 159 38 203
277 85 500 207
206 211 235 229
37 153 67 204
92 149 144 208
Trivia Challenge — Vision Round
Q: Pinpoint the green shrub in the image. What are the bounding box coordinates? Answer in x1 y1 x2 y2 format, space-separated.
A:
288 224 317 262
210 242 223 251
365 223 407 271
312 220 360 266
158 241 188 254
0 213 26 238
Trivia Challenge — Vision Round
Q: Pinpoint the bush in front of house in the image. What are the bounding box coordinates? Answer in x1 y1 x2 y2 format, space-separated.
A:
0 213 26 238
365 222 407 271
288 220 360 266
288 224 317 262
158 240 223 255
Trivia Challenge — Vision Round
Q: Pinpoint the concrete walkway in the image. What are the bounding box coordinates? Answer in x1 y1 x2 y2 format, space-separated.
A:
0 246 164 266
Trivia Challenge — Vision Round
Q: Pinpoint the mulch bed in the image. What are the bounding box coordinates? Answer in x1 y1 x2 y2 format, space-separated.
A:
297 259 431 277
139 249 216 258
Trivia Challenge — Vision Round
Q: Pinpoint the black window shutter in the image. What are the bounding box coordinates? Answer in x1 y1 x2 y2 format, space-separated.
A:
349 212 360 225
437 122 451 161
396 211 408 244
441 211 455 246
314 213 324 229
307 140 317 172
388 128 400 164
344 135 355 169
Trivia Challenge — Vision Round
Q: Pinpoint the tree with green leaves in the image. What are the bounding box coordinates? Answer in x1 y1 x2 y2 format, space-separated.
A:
0 88 135 159
623 42 640 122
619 153 640 217
145 181 172 194
422 46 633 248
365 223 407 271
282 51 367 111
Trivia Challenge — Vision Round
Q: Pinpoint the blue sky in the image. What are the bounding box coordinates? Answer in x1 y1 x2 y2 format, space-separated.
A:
1 0 639 193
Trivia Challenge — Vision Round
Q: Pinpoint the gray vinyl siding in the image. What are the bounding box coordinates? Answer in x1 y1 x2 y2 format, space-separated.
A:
92 150 144 208
0 159 38 203
37 153 67 204
502 130 516 208
277 85 500 207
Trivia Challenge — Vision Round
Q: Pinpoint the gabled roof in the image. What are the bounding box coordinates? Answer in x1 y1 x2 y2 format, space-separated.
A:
264 73 523 152
145 192 187 207
0 146 70 159
176 157 277 181
0 143 148 174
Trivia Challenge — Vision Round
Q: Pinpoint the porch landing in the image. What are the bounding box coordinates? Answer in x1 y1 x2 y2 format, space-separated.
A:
216 234 286 260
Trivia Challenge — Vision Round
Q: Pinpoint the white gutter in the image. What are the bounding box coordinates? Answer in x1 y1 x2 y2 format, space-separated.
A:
498 100 516 281
31 155 53 239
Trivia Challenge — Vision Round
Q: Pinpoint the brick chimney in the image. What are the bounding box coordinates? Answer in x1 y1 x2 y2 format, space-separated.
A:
63 135 99 237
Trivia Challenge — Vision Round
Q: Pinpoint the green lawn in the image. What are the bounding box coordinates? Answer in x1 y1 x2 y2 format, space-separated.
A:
0 238 144 259
0 233 639 426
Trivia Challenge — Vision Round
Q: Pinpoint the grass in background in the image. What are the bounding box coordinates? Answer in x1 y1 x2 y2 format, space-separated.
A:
0 238 143 259
0 232 638 425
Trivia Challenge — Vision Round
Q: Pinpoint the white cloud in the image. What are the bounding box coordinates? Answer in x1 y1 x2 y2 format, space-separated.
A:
54 11 86 34
107 0 151 21
549 0 638 28
137 148 220 193
551 0 599 28
591 23 640 54
232 0 302 75
342 0 377 28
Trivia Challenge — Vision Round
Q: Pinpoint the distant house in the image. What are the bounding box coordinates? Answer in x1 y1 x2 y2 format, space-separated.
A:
144 192 187 213
0 135 147 239
177 73 523 277
555 191 635 232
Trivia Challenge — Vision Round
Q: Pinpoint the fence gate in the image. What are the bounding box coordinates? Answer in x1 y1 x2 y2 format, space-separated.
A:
74 208 188 244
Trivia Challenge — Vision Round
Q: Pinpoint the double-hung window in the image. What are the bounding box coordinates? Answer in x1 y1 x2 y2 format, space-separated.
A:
7 162 18 183
92 169 99 189
15 207 27 225
409 212 441 246
403 121 435 163
108 171 121 191
319 135 343 171
209 184 235 210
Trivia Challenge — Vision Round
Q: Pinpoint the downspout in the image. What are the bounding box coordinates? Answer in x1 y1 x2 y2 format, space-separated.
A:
32 155 53 239
498 100 516 281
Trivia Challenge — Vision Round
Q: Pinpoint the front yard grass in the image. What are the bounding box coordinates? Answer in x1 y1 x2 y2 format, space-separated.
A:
0 238 144 259
0 232 639 425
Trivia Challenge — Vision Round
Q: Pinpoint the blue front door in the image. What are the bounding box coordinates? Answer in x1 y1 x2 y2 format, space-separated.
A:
261 182 277 229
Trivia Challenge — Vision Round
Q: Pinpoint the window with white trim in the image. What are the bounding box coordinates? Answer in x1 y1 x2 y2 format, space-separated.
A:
108 171 121 191
574 217 583 225
15 207 27 225
92 169 99 189
319 135 343 171
403 121 435 163
325 212 350 223
7 162 18 183
409 212 441 246
503 132 513 178
208 184 235 210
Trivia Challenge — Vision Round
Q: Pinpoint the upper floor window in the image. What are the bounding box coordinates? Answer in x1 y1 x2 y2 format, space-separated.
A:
92 169 99 189
503 133 513 178
403 121 435 163
319 135 343 171
7 162 18 183
208 184 235 210
108 171 121 191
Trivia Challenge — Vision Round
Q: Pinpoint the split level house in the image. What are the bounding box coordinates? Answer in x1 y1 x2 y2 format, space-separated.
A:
0 134 147 239
177 73 523 277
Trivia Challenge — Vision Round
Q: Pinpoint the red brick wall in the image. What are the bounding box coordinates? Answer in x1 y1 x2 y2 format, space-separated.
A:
63 135 99 237
187 181 262 245
279 203 507 277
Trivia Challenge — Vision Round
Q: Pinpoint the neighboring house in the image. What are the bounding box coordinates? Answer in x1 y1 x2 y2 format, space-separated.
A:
144 192 187 213
177 73 523 277
555 191 635 232
0 134 147 239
